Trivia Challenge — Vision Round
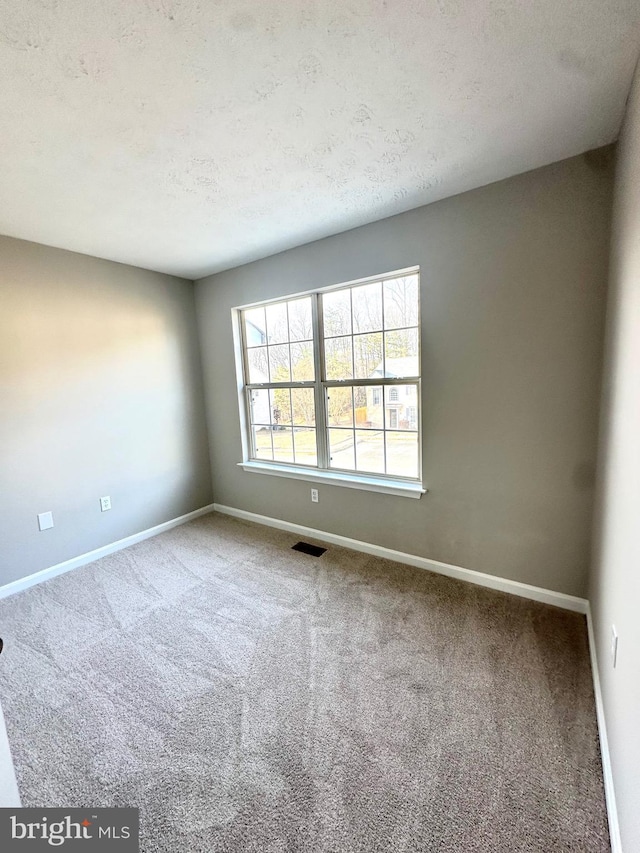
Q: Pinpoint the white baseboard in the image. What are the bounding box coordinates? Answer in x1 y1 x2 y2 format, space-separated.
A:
213 503 588 613
0 503 216 601
586 605 622 853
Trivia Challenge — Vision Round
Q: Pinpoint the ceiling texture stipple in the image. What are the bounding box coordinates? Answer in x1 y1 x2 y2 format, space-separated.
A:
0 1 639 279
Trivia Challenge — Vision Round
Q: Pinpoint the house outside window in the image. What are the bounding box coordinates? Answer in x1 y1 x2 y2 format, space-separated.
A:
236 269 422 490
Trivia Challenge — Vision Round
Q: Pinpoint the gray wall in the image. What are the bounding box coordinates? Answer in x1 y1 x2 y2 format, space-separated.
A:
0 236 213 587
196 152 613 598
590 62 640 852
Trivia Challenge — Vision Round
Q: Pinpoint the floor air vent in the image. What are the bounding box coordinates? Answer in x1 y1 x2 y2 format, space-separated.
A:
292 541 327 557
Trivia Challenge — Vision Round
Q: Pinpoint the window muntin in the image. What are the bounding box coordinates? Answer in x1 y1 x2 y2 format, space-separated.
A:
240 270 421 483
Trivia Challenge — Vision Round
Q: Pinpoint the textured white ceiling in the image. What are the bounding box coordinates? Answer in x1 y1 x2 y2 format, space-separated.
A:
0 1 639 279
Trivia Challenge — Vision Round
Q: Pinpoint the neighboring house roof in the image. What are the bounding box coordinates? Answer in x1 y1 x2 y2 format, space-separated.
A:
369 357 418 379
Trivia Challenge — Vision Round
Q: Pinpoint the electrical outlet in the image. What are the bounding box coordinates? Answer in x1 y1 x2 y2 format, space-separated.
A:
610 625 618 668
311 488 319 503
37 511 54 531
100 496 112 512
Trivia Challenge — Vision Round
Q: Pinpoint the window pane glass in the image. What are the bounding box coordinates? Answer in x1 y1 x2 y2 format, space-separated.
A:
270 388 292 426
406 405 418 430
242 273 420 481
250 389 271 425
352 282 382 333
355 429 385 474
386 431 419 478
265 302 289 344
252 425 273 460
353 332 383 379
322 289 352 337
268 344 290 382
327 386 353 427
244 306 267 346
293 428 317 466
248 347 268 383
385 385 418 430
384 329 419 377
385 385 399 429
288 297 313 342
291 341 314 381
329 428 355 470
383 275 419 329
325 336 353 380
272 427 294 462
355 385 383 429
291 388 316 426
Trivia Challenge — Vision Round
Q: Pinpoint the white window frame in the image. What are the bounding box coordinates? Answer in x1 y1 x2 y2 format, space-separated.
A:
232 267 426 499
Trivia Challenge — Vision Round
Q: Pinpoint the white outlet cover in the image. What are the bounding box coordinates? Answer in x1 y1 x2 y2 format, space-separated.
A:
100 496 112 512
37 511 54 531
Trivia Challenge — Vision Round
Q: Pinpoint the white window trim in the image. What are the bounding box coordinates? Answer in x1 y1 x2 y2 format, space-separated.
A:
238 460 426 499
231 266 426 499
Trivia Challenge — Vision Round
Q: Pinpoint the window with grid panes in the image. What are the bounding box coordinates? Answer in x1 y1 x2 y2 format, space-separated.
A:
239 269 421 484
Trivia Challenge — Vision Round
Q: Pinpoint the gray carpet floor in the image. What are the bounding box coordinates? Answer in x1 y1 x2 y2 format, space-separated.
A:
0 512 609 851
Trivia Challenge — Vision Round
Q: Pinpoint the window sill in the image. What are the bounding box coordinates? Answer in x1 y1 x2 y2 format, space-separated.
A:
238 461 426 499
